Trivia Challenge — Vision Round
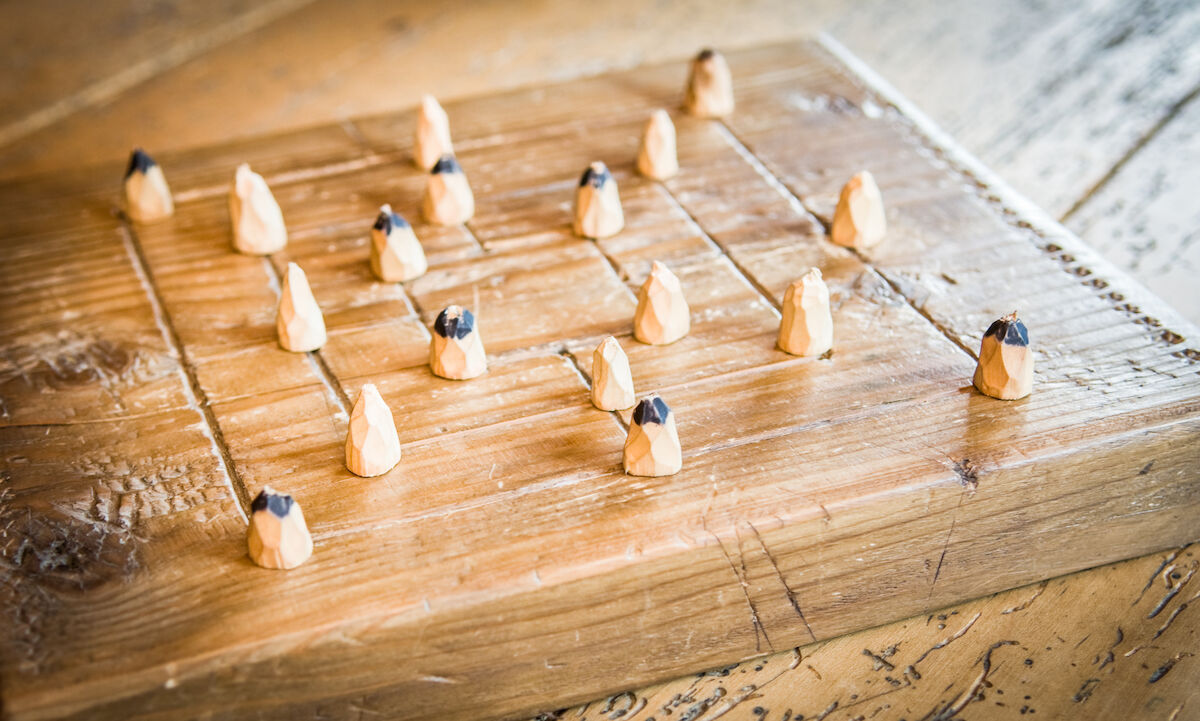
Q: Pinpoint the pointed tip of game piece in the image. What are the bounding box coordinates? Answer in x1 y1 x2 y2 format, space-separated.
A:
778 267 833 357
277 262 326 352
974 312 1033 400
831 170 886 249
124 148 174 222
637 110 679 181
574 162 624 239
247 486 313 570
634 262 690 345
685 47 734 117
345 382 403 477
591 336 636 411
430 305 486 379
624 393 682 477
230 163 287 254
423 156 474 225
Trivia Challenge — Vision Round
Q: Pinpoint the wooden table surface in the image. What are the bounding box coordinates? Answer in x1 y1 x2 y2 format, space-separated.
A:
1 3 1198 720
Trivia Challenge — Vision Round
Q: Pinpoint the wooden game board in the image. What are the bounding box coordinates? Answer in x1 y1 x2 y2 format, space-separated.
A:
1 38 1197 721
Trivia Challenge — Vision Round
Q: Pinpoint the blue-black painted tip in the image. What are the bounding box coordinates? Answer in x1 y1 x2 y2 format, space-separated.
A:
579 163 611 188
251 489 295 518
373 208 409 233
632 395 671 426
697 48 716 61
431 155 462 175
125 148 156 178
434 306 475 339
984 316 1029 346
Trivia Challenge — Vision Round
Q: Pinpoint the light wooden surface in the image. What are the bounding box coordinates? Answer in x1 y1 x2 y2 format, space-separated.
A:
1 39 1198 720
0 0 1197 325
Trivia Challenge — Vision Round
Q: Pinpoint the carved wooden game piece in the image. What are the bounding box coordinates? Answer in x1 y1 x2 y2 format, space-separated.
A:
573 161 624 239
634 261 690 345
430 305 487 380
414 94 454 171
230 163 287 255
831 170 886 249
637 110 679 181
345 382 402 477
778 268 833 357
422 155 475 226
624 394 682 477
685 48 734 118
370 204 427 282
276 262 326 352
591 336 636 411
247 487 313 570
123 148 174 223
973 311 1034 400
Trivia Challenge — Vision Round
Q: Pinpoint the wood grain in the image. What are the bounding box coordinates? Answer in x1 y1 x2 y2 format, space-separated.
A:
1 40 1198 721
541 542 1200 721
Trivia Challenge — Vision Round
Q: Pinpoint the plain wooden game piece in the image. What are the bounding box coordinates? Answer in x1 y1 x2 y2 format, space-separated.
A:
345 382 403 477
370 203 427 282
573 161 624 239
422 154 475 226
123 148 174 223
623 394 682 477
778 267 833 357
973 311 1034 400
637 110 679 181
831 170 886 249
230 163 287 255
276 262 327 352
414 94 454 171
634 260 690 345
685 48 734 118
591 336 636 411
247 487 314 570
430 304 487 380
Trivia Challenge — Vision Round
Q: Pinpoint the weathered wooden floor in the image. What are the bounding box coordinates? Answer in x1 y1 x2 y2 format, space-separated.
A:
1 2 1198 719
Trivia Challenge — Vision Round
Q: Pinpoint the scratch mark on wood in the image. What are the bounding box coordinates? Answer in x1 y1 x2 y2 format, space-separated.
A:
1073 677 1101 703
705 526 773 653
747 521 816 642
1097 626 1123 670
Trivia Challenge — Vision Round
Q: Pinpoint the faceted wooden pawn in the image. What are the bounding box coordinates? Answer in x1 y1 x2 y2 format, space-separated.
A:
778 268 833 357
247 487 313 570
973 311 1034 400
591 336 635 411
573 161 624 239
422 155 474 225
634 261 690 345
831 170 886 249
414 94 454 171
370 204 427 282
276 262 326 352
623 395 682 477
345 383 402 477
123 148 174 223
230 163 287 255
684 48 734 118
430 305 487 380
637 110 678 181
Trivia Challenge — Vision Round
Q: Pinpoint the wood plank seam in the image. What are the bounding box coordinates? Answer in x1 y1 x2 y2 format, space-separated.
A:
655 172 784 314
710 112 983 364
119 221 252 518
814 34 1200 364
